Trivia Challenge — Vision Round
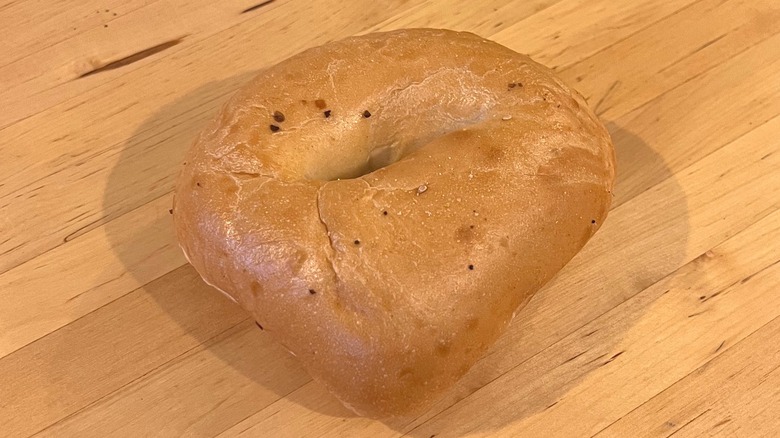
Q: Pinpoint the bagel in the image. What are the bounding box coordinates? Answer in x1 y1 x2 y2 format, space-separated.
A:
173 28 616 418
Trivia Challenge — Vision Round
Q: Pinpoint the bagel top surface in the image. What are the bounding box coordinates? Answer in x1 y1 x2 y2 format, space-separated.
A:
173 28 616 417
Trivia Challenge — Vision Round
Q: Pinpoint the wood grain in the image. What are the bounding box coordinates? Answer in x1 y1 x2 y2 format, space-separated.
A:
2 0 779 437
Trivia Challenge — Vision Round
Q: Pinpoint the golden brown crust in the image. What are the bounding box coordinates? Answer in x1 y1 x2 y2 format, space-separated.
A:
173 28 615 417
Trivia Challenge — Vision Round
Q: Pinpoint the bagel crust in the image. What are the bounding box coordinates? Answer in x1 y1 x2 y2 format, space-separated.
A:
173 28 616 417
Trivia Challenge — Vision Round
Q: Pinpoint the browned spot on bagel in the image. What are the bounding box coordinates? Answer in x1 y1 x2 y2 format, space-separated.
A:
398 368 414 380
483 145 505 163
449 129 475 142
436 340 451 357
223 184 238 196
248 129 262 146
467 318 479 330
251 281 262 294
455 224 475 242
314 99 327 109
499 236 509 248
228 121 243 136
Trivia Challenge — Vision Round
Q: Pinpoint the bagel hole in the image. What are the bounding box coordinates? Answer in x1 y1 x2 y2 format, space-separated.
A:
317 142 407 180
311 117 488 181
366 143 403 175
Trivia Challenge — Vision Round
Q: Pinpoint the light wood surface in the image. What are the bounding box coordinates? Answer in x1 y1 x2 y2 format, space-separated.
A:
2 1 779 436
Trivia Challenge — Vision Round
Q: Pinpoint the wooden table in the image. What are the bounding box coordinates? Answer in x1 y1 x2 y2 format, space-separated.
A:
2 0 779 436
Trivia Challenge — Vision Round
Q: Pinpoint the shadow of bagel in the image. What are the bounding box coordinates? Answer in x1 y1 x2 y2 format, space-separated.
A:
105 73 689 435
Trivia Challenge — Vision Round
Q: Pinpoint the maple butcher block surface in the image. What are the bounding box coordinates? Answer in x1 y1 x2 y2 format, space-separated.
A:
1 1 779 437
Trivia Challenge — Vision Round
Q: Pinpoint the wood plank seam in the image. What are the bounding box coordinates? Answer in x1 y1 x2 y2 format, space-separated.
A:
666 408 713 437
656 33 728 75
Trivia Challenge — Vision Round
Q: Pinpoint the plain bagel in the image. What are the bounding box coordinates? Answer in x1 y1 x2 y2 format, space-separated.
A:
173 28 616 417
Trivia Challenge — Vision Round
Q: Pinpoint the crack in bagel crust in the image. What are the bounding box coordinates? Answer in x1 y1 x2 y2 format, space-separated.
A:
315 181 340 284
173 28 616 418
